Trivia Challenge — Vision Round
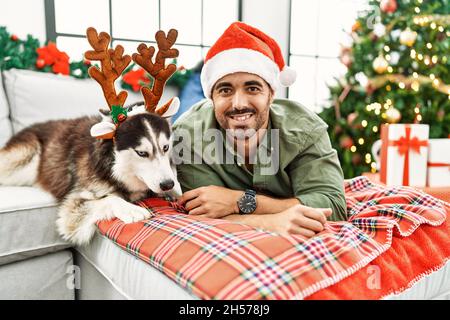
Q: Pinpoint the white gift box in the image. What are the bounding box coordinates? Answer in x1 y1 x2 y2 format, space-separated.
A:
380 124 429 187
427 139 450 187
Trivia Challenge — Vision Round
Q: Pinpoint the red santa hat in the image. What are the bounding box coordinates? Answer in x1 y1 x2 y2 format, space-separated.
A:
201 21 297 98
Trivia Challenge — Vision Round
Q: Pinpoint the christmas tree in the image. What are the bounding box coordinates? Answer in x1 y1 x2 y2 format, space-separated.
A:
319 0 449 178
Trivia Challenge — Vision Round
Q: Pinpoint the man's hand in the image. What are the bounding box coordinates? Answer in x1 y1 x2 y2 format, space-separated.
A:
178 186 241 218
260 204 332 238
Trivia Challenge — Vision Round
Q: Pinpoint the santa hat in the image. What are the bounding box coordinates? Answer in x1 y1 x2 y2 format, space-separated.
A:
201 21 296 99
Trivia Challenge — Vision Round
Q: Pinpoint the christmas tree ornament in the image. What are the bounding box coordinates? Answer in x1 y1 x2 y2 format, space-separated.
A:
373 23 387 38
352 21 361 32
390 29 402 40
10 34 19 41
389 51 401 65
352 153 362 165
380 0 397 13
400 28 418 47
385 106 401 123
355 72 369 87
340 136 354 149
373 55 389 73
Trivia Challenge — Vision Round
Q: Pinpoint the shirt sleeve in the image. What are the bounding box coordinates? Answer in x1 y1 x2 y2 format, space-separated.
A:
177 161 226 192
287 127 347 221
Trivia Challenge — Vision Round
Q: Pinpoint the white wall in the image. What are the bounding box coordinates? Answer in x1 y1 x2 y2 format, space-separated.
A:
242 0 290 98
0 0 290 97
0 0 46 43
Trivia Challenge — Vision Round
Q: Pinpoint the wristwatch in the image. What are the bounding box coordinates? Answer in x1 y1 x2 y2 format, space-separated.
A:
237 189 257 214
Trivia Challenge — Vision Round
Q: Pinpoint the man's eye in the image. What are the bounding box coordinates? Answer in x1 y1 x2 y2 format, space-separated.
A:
218 88 231 94
163 144 169 152
135 150 149 158
248 86 260 92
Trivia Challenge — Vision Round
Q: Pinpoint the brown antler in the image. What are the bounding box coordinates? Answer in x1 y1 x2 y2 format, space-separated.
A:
132 29 179 114
85 27 131 109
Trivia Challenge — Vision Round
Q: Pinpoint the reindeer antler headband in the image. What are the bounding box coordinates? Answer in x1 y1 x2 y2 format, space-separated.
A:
85 27 180 140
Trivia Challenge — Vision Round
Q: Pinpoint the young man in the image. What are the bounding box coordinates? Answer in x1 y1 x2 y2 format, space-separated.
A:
173 22 347 238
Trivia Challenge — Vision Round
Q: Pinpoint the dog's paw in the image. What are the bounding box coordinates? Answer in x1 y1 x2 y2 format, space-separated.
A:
114 202 151 224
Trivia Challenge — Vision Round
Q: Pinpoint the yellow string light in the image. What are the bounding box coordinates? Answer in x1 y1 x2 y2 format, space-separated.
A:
362 120 368 127
358 138 365 145
351 146 357 152
372 126 378 133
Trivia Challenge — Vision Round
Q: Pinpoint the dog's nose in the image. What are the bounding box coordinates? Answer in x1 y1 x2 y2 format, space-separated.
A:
160 179 175 191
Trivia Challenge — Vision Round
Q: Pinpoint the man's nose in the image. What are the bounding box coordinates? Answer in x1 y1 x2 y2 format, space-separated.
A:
231 90 248 109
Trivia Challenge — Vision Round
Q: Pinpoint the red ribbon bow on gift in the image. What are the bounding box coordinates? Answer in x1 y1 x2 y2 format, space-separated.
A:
388 126 428 186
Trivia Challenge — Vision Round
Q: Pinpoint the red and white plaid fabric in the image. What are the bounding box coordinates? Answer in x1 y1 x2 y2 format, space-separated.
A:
97 176 448 299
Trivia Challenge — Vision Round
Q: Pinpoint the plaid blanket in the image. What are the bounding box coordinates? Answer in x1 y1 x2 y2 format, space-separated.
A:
97 176 448 299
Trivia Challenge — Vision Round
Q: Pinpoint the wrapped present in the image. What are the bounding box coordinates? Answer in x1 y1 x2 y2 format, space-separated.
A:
380 124 429 187
427 139 450 187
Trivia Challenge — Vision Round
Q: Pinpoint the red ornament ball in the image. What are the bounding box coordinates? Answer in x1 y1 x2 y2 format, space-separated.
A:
380 0 397 14
10 34 19 41
340 136 354 149
117 113 127 123
351 153 362 165
36 58 45 69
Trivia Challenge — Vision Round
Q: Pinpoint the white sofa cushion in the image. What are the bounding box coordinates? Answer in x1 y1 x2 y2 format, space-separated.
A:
0 74 13 147
0 186 70 265
3 69 179 133
3 69 105 133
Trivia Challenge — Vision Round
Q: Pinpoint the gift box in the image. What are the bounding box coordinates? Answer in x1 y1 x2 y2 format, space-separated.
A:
427 139 450 187
380 124 429 187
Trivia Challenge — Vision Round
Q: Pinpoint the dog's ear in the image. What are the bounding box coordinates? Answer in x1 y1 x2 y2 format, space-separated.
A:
158 97 180 119
98 108 114 123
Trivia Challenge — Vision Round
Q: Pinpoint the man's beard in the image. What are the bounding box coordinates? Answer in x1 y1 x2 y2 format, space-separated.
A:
216 100 270 140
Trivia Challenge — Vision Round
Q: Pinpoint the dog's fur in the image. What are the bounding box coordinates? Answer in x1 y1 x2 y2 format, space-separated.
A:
0 111 181 246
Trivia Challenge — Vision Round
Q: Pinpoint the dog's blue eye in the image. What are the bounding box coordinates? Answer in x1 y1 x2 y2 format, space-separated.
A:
135 150 149 158
163 144 169 152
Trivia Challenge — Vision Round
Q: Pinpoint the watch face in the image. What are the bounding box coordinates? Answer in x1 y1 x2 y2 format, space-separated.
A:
238 194 257 214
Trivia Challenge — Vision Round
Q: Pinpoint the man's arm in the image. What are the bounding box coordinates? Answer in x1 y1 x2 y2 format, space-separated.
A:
287 127 347 221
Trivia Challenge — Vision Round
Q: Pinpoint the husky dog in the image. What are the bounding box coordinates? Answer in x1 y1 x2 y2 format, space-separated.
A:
0 27 183 245
0 103 182 245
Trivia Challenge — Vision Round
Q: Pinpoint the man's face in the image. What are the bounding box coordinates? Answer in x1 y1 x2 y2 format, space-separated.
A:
212 72 273 139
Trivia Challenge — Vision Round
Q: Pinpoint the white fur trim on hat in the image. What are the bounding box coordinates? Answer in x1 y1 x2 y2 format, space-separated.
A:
201 48 280 98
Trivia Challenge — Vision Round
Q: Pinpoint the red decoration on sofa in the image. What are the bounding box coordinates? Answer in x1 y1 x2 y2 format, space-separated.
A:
122 68 151 92
36 42 70 75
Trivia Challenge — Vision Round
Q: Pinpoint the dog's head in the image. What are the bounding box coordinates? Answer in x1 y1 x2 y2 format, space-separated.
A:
85 27 182 196
110 108 181 196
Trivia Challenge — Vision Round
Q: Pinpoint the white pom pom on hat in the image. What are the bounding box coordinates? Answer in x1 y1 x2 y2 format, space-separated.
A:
279 66 297 87
201 22 297 98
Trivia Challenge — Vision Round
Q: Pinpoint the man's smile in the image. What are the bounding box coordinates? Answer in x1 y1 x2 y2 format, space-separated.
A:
228 113 254 123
